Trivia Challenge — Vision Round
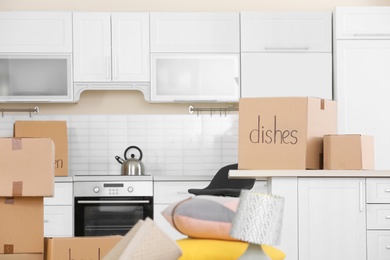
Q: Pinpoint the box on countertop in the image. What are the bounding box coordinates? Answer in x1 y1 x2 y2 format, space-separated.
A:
14 121 68 177
0 197 44 255
0 138 54 197
324 134 375 170
44 236 122 260
238 97 337 170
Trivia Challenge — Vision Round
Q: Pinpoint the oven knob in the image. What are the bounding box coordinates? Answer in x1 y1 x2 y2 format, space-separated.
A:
127 186 134 193
93 187 100 193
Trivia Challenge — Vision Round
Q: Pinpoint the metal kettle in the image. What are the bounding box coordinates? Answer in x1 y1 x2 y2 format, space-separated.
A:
115 146 145 176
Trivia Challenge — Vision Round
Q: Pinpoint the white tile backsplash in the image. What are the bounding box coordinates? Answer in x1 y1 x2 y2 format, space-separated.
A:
0 113 239 176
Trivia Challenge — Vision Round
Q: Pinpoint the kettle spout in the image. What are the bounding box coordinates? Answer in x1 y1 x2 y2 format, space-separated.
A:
115 156 125 164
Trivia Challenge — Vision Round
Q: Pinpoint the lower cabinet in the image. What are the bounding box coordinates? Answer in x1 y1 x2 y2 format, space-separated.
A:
43 181 73 237
153 180 211 240
298 178 366 260
366 178 390 260
153 178 268 241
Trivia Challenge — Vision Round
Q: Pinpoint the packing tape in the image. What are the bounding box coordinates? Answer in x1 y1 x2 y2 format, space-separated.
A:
12 181 23 196
4 244 14 254
11 138 22 150
4 198 14 205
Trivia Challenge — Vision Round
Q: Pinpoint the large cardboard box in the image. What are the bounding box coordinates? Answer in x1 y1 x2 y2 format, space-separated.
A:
238 97 337 170
324 134 375 170
0 197 44 254
0 138 54 197
14 121 68 177
44 236 122 260
0 254 43 260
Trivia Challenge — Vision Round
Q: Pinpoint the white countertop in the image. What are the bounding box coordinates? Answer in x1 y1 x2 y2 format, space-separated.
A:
153 175 213 181
229 170 390 178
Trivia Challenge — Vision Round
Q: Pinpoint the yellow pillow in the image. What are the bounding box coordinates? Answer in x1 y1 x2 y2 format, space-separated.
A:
176 238 285 260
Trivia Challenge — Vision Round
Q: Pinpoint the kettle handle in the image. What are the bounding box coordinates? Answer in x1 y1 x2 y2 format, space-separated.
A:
124 146 143 161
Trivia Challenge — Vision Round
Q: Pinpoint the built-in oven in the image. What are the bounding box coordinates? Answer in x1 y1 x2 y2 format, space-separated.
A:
73 175 153 237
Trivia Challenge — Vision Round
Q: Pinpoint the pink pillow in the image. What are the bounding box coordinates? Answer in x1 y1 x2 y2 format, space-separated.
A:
161 195 239 240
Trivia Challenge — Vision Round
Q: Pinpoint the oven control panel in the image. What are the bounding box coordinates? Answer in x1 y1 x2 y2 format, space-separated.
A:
74 181 153 197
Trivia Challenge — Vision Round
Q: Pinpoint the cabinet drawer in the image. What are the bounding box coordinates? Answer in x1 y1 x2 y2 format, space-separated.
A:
44 182 73 206
367 231 390 260
335 7 390 39
154 181 209 204
241 12 332 52
367 204 390 229
367 178 390 203
44 205 73 237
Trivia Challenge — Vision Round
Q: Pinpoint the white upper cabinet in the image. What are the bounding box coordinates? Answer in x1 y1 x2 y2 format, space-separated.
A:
0 12 72 53
241 12 332 53
73 12 150 82
335 7 390 39
240 12 333 99
150 12 240 53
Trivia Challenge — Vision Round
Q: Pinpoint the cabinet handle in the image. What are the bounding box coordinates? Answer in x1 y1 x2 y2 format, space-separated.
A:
353 33 390 37
386 216 390 219
44 219 49 223
106 57 111 79
264 47 310 51
113 57 118 79
359 181 364 212
386 245 390 249
385 189 390 192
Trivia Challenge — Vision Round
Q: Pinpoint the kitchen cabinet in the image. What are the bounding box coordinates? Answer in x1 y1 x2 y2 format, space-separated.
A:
153 179 211 240
150 12 239 53
73 12 150 101
240 12 332 99
0 54 73 102
0 12 72 53
367 178 390 260
43 180 73 237
334 7 390 170
298 178 366 260
153 177 268 240
149 12 240 103
0 12 73 102
335 7 390 40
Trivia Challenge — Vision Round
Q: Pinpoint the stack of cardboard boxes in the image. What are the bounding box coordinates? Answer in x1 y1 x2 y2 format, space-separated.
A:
6 120 122 260
0 138 55 260
238 97 375 170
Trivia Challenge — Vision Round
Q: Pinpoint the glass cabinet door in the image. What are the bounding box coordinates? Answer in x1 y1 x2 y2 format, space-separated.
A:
0 54 72 102
151 53 240 102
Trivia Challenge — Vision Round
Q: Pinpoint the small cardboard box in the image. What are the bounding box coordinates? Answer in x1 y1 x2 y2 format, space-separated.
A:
238 97 338 170
324 134 375 170
0 254 43 260
14 121 68 177
0 138 54 197
44 236 122 260
0 197 44 254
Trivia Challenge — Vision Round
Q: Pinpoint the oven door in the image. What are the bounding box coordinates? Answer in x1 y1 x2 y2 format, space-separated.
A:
74 196 153 236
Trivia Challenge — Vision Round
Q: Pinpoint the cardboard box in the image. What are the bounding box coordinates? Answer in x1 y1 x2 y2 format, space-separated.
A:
14 121 68 177
0 254 43 260
0 197 44 254
44 236 122 260
324 134 375 170
0 138 54 197
238 97 337 170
